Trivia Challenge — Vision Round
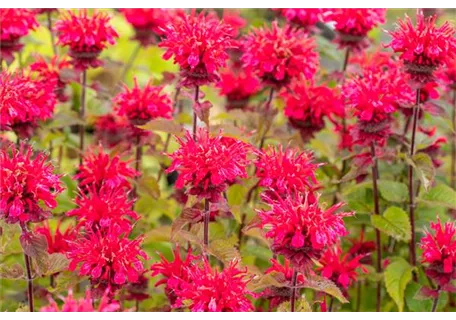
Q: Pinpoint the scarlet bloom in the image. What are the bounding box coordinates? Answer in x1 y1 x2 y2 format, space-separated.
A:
387 12 456 83
242 21 319 88
55 10 118 70
261 259 306 310
438 56 456 90
35 220 75 254
255 145 321 198
75 147 138 192
0 71 57 138
166 128 252 203
280 80 344 142
258 192 354 271
217 67 261 110
150 247 198 305
0 143 63 225
114 78 173 125
68 228 147 288
0 9 38 62
420 219 456 286
317 245 367 291
325 9 386 50
94 114 132 149
160 11 236 88
222 10 247 38
30 55 74 102
41 289 120 312
170 259 254 312
119 9 169 46
67 186 138 233
274 8 326 29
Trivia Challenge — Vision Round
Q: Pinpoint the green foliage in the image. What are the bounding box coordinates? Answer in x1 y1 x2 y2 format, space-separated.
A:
384 258 413 312
371 206 411 242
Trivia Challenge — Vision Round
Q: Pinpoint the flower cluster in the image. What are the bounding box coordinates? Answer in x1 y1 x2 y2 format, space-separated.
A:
55 10 118 69
242 21 318 88
217 67 261 110
41 290 120 312
0 143 63 224
35 220 75 254
166 128 252 203
120 9 169 46
160 11 236 87
258 192 354 271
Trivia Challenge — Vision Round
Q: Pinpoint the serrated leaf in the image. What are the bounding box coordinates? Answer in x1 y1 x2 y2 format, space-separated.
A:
0 263 24 279
405 282 434 312
371 206 411 242
208 236 241 264
377 180 408 202
170 208 201 240
138 118 183 135
301 276 348 303
43 253 69 276
277 296 312 312
247 272 287 291
419 184 456 209
409 153 435 192
385 258 412 312
137 176 160 200
20 232 48 258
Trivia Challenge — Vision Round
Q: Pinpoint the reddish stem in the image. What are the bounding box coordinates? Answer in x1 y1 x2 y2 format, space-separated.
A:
79 70 87 166
47 11 57 56
290 269 298 312
193 86 199 141
371 142 382 312
203 198 210 255
24 253 34 312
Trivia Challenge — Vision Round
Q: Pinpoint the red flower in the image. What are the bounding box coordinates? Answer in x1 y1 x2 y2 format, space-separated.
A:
94 114 132 149
420 219 456 286
387 12 456 83
0 143 63 224
166 128 252 203
55 10 118 70
255 145 321 198
68 228 147 288
326 9 386 51
170 259 254 312
242 21 319 88
114 78 173 125
30 55 74 102
222 10 247 38
280 80 344 142
67 186 138 233
119 8 169 46
75 146 138 192
261 259 306 310
40 289 120 312
160 11 236 88
0 71 57 138
0 9 38 62
35 220 75 254
150 247 198 305
258 192 354 271
438 56 456 90
317 245 367 291
274 8 326 29
217 67 261 110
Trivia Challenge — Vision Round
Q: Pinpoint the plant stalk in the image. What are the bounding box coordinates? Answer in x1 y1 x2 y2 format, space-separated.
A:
79 70 87 166
371 142 382 312
451 90 456 193
290 269 298 312
431 286 441 312
192 86 200 141
203 199 210 253
24 253 34 312
47 11 57 55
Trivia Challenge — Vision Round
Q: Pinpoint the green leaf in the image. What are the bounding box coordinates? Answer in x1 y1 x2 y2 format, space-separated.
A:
208 236 241 265
138 118 183 135
0 263 24 279
419 184 456 209
384 258 413 312
227 184 247 207
277 296 312 312
137 176 161 200
410 153 435 192
377 180 408 202
302 276 348 303
371 206 411 242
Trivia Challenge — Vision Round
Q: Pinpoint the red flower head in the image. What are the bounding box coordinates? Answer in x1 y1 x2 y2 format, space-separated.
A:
222 10 247 38
420 219 456 286
114 78 173 125
280 80 344 142
317 245 367 291
68 228 147 289
30 55 74 102
35 220 75 254
170 259 254 312
150 247 198 305
55 10 118 70
119 8 169 46
0 9 38 63
166 128 252 203
40 289 120 312
217 67 261 111
75 146 138 192
0 71 57 138
242 21 319 88
417 136 447 168
326 9 386 51
261 259 306 310
94 114 132 149
255 145 321 198
438 56 456 90
160 11 236 88
387 11 456 83
274 8 326 30
258 192 354 271
0 143 63 225
67 185 138 233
